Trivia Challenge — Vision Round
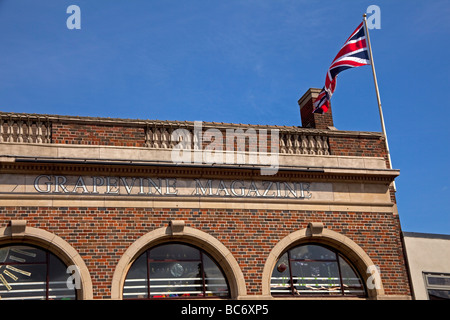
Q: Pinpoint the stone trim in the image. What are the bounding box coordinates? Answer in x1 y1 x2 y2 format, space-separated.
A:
0 196 397 214
307 221 324 236
169 220 185 235
9 220 27 234
0 159 398 184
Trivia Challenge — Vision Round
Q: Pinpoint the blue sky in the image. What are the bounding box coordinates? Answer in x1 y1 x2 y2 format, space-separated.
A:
0 0 448 234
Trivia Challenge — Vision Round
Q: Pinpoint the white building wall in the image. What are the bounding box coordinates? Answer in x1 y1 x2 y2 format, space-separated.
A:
402 232 450 300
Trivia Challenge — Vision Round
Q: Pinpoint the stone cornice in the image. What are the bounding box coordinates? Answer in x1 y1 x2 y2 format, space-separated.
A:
0 159 398 183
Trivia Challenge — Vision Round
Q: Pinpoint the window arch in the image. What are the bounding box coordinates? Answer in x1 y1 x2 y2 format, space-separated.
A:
270 243 366 297
123 242 230 299
0 244 77 300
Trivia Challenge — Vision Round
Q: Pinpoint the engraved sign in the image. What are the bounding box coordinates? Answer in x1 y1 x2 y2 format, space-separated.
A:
31 175 313 200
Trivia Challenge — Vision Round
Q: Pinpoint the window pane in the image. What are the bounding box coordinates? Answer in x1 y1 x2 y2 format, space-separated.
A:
149 244 200 260
428 289 450 300
0 264 47 300
123 254 148 299
427 276 450 287
290 260 341 295
0 246 46 264
270 244 367 298
270 253 292 295
203 254 228 297
49 254 77 300
124 243 230 299
338 256 365 296
149 261 203 298
289 245 336 261
0 245 76 300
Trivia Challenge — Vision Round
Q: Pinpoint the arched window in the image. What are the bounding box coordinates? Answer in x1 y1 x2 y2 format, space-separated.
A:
0 244 76 300
270 243 366 297
123 243 230 299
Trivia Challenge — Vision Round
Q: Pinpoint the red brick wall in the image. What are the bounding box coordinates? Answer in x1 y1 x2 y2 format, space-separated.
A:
300 101 334 129
0 206 410 299
328 136 390 167
328 135 397 204
52 123 145 147
328 136 387 158
298 88 334 130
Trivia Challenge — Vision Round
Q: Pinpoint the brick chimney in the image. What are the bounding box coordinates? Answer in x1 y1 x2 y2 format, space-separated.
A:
298 88 334 129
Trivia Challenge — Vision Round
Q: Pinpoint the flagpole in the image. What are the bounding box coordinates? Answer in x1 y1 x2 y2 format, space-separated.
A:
363 13 396 191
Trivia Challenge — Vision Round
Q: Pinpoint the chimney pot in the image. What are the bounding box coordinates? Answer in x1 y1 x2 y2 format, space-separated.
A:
299 88 334 129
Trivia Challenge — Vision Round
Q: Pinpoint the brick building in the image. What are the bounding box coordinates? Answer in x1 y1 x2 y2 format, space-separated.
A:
0 88 411 300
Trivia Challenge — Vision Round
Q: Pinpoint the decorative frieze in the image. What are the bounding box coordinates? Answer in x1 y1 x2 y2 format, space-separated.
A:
0 114 51 144
279 132 329 155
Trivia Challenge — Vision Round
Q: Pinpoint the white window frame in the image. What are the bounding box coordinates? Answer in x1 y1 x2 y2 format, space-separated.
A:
423 272 450 300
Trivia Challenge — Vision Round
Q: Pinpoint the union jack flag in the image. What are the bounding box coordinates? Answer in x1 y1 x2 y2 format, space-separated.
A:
313 22 370 114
